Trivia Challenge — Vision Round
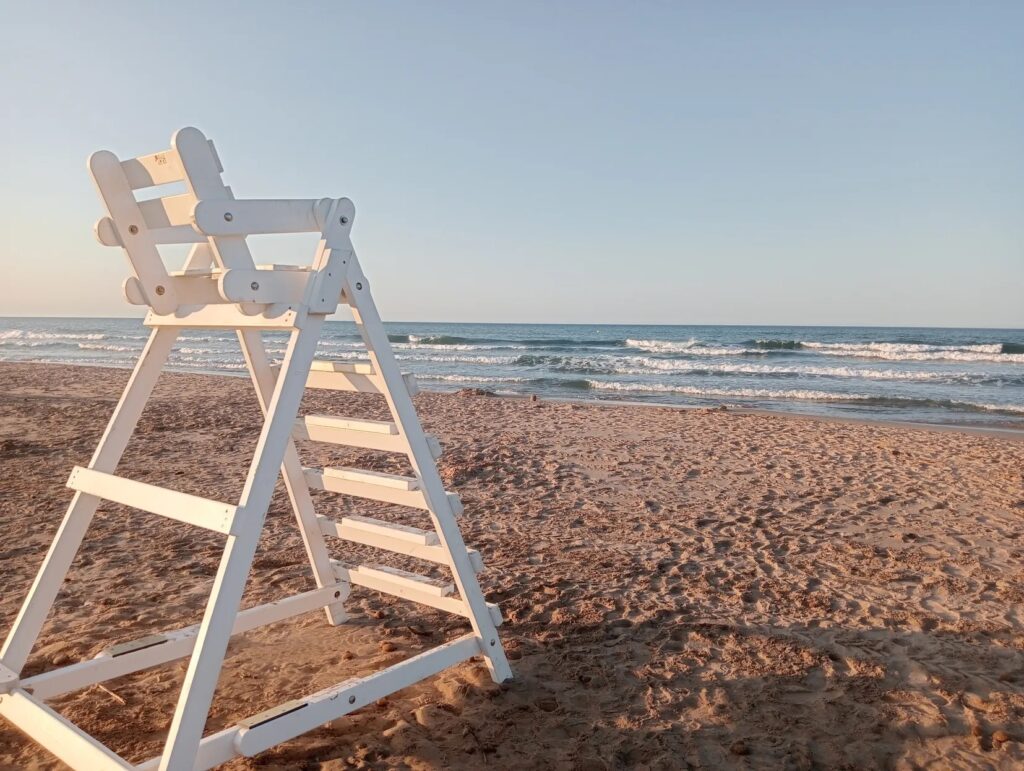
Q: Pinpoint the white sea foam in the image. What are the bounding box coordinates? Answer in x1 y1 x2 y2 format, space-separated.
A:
625 338 699 352
420 374 530 383
77 342 138 352
586 381 869 401
800 343 1024 363
0 330 106 341
612 357 962 381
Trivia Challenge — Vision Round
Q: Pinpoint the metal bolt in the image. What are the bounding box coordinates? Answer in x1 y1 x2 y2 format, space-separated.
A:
340 216 349 224
490 638 496 647
334 590 341 598
355 282 363 290
250 281 260 291
128 225 139 235
154 285 166 296
348 695 356 704
223 212 233 221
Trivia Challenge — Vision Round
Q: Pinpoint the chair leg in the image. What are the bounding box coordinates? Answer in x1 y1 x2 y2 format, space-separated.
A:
158 320 324 771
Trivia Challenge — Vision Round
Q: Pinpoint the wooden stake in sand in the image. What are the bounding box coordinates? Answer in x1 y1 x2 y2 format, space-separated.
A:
0 127 511 770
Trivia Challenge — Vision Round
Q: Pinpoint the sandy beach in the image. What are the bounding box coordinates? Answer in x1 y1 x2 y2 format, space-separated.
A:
1 360 1022 769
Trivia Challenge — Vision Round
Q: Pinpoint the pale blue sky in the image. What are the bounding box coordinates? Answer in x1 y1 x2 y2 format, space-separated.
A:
1 1 1021 326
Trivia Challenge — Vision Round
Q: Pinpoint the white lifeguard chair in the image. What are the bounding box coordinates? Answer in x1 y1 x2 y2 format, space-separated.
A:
0 127 511 770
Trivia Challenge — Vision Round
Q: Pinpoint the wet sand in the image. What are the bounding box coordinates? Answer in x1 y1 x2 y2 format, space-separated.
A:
1 361 1022 769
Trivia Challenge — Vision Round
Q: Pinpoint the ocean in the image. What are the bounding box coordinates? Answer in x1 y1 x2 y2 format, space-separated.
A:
1 318 1022 428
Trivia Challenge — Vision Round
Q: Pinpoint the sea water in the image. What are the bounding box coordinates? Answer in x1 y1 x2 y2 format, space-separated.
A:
2 318 1022 428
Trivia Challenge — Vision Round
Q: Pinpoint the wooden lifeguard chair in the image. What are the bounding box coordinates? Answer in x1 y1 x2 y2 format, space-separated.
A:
0 127 511 769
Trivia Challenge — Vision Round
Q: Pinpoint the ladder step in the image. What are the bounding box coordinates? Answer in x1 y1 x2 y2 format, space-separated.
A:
305 467 463 517
318 515 483 571
355 563 455 597
327 466 418 490
310 360 375 374
66 466 239 535
295 414 442 458
336 514 439 545
292 359 419 397
332 560 502 626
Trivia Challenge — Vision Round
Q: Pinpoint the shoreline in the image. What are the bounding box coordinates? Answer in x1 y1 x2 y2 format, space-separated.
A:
4 359 1022 442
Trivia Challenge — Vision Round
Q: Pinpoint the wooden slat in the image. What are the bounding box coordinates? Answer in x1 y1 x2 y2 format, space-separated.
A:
232 634 480 757
95 217 207 247
121 148 185 189
324 466 418 491
137 193 194 229
0 690 132 770
305 467 463 515
294 415 415 454
332 514 439 545
311 360 375 374
332 560 501 625
66 466 239 535
22 586 346 701
145 303 303 329
317 516 483 571
349 563 454 597
192 198 330 236
290 361 419 398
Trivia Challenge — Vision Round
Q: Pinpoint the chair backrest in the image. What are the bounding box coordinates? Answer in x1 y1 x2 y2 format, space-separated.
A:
89 127 255 313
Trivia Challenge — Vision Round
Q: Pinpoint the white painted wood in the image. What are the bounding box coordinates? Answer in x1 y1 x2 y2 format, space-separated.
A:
23 586 344 701
333 514 439 545
0 662 17 694
192 198 333 236
316 516 486 570
145 302 303 329
304 415 397 435
137 193 195 229
332 561 502 626
120 147 185 189
344 256 512 682
89 150 178 314
304 199 355 314
346 562 454 597
305 466 463 515
311 360 375 374
159 319 325 770
96 217 206 247
0 689 132 770
65 466 239 535
1 327 178 672
324 466 419 491
294 415 438 456
218 268 311 304
233 634 479 757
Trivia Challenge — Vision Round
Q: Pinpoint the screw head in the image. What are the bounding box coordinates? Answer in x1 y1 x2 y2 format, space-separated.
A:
490 638 496 647
334 590 341 598
223 212 233 222
340 215 349 224
348 695 356 704
154 285 166 296
128 225 139 235
355 282 363 290
250 281 260 291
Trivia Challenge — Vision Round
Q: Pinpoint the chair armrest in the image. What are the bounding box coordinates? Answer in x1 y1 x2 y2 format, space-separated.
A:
192 198 339 236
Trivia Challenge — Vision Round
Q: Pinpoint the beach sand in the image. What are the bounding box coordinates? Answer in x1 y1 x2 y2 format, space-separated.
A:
1 361 1022 769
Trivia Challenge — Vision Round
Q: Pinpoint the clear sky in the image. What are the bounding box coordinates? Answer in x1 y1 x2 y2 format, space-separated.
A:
1 1 1021 327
